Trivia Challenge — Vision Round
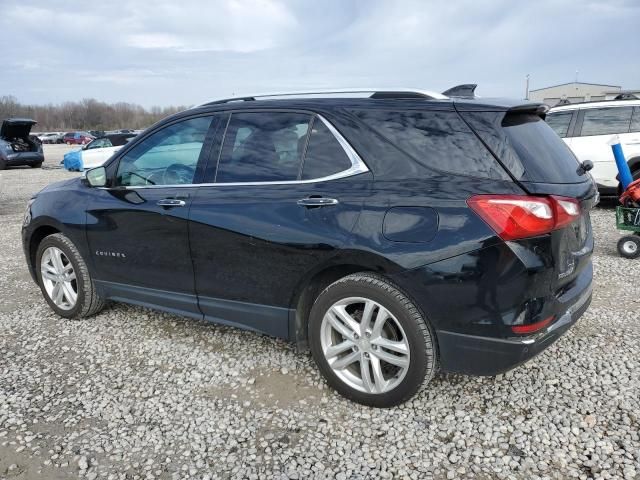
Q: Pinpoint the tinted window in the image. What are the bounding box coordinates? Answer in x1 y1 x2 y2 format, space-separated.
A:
502 114 583 183
301 119 352 180
116 116 213 186
545 112 572 137
579 107 632 136
216 112 311 183
630 107 640 133
352 109 508 180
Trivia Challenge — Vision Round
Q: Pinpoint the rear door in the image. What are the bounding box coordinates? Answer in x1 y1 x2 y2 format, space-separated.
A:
188 110 371 338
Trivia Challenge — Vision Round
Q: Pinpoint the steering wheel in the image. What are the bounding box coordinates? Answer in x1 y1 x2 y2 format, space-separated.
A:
163 164 195 185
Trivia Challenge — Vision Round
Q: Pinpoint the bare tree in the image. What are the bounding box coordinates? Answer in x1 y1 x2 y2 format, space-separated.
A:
0 96 189 131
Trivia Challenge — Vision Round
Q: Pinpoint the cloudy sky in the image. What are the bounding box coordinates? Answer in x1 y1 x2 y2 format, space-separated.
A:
1 0 639 107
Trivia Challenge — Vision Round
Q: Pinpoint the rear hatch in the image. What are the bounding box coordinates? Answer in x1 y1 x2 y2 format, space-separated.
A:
1 118 37 139
459 105 597 288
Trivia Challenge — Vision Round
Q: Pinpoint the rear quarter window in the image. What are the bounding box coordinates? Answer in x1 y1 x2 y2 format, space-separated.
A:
351 109 509 180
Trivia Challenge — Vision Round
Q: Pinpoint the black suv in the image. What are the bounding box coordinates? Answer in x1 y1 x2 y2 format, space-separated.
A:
22 88 595 407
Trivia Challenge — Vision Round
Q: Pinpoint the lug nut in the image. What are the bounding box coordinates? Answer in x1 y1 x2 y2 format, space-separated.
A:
372 345 378 350
364 352 370 358
365 332 371 338
353 333 359 340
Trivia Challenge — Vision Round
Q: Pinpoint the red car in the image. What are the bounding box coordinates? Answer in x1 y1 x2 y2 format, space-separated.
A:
63 132 94 145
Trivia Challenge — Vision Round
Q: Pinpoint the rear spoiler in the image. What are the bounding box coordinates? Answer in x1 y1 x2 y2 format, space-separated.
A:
507 103 549 119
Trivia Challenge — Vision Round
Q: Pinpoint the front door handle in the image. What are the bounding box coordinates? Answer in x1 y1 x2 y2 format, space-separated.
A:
297 197 339 208
157 198 186 207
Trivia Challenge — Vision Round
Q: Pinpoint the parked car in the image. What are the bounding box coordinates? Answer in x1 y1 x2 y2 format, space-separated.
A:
38 132 63 144
63 131 94 145
547 98 640 196
62 133 137 171
0 118 44 169
22 88 595 407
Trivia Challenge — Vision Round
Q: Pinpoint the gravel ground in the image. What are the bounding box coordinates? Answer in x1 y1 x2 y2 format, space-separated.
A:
0 145 639 479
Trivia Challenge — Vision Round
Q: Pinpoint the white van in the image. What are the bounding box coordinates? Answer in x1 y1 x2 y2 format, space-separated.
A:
547 99 640 195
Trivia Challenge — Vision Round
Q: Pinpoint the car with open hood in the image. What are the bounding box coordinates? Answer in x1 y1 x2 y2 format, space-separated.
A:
0 118 44 169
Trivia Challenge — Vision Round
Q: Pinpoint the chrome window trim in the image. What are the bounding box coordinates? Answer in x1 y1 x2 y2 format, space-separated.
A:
110 114 369 190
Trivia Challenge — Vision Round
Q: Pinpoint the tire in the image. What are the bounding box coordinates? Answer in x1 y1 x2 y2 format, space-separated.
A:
31 162 43 168
0 159 6 170
35 233 105 318
617 235 640 259
308 272 437 407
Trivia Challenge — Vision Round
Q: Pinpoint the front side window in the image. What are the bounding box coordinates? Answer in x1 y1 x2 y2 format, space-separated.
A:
216 112 311 183
545 112 572 138
579 107 633 136
116 116 214 186
87 138 112 149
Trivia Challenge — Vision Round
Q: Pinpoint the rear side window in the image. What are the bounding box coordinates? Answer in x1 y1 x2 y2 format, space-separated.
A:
545 112 572 137
579 107 633 136
463 112 584 184
351 109 508 180
301 119 352 180
216 112 311 183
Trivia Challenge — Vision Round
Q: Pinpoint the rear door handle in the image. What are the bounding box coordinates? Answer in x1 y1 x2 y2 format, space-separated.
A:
157 198 186 207
297 197 339 207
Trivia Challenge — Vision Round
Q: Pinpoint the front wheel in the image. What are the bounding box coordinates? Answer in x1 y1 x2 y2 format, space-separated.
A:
36 233 105 318
308 273 437 407
617 235 640 259
31 162 42 168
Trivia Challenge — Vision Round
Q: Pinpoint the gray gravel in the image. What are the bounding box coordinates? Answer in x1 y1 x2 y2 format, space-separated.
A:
0 146 639 479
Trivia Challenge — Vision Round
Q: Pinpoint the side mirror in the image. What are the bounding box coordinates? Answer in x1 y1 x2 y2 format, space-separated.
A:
85 166 107 187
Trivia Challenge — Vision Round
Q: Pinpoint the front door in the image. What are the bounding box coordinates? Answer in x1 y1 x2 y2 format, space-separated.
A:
188 111 371 338
86 114 218 315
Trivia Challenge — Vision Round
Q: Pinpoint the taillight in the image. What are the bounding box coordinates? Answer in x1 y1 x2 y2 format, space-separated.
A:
511 315 555 334
467 195 580 241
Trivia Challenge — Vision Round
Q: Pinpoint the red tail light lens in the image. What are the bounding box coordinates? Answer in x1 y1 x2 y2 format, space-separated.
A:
511 315 555 334
467 195 580 241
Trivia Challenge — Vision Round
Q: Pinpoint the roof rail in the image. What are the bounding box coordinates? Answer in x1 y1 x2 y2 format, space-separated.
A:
202 88 448 106
442 84 477 97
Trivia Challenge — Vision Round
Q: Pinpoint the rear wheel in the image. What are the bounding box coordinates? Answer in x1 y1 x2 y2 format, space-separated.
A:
31 162 42 168
36 233 105 318
617 235 640 259
309 273 436 407
0 159 6 170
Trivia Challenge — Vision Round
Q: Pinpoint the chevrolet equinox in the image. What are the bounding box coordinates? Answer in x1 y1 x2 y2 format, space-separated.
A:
22 87 595 407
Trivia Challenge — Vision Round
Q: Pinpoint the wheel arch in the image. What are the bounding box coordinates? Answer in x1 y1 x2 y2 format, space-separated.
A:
26 224 62 282
288 251 404 350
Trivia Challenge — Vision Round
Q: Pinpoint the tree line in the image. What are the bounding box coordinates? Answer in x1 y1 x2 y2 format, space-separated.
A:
0 95 189 132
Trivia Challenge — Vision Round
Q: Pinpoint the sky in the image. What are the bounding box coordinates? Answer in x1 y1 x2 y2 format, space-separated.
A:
1 0 639 108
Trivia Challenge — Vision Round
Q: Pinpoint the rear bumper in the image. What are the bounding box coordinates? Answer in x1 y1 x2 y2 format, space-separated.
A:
5 152 44 165
597 183 618 197
437 273 592 376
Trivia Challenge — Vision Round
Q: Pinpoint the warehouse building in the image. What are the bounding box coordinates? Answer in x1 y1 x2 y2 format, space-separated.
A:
528 82 640 106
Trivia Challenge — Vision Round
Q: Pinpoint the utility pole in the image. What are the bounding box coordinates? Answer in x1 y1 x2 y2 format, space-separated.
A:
525 74 530 100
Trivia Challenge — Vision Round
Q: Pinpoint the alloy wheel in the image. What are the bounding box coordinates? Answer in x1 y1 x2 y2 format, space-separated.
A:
40 246 78 310
320 297 410 394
